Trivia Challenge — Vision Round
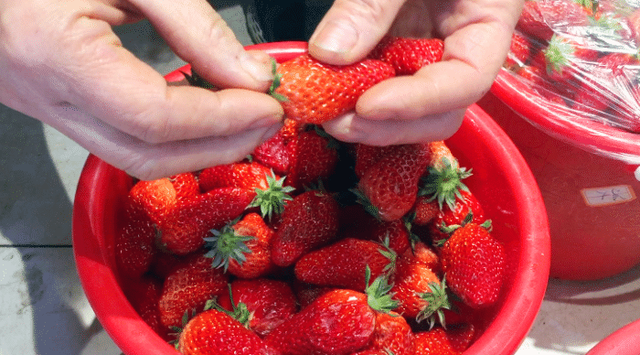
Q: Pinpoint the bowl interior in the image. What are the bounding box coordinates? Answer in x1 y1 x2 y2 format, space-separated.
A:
73 41 550 355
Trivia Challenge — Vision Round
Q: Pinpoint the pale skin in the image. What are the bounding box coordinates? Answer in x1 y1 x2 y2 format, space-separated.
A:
0 0 523 180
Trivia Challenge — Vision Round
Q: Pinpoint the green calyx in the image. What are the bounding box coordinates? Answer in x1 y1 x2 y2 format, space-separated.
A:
416 277 453 330
268 58 288 102
205 285 252 328
419 157 472 211
204 219 254 272
364 265 399 314
544 35 574 76
248 172 295 221
351 187 381 221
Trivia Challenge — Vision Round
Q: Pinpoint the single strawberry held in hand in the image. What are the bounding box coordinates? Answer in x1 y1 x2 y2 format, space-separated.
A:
270 53 395 124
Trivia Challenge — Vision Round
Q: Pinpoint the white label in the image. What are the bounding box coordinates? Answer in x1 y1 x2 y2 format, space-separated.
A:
581 185 636 207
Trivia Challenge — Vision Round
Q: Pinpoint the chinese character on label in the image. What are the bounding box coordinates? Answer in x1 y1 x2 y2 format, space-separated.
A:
581 185 636 207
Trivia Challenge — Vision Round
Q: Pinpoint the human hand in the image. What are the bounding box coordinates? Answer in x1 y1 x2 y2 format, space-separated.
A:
0 0 284 180
308 0 523 146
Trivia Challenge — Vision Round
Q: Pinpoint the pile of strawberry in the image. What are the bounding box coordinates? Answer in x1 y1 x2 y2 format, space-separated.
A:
113 37 507 355
505 0 640 133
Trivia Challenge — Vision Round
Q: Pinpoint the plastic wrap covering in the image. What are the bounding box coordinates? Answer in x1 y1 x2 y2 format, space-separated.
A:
494 0 640 164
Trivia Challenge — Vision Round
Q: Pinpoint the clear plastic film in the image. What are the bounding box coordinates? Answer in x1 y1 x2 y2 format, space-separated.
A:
494 0 640 165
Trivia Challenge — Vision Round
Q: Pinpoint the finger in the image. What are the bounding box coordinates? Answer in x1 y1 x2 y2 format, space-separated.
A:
129 0 274 91
308 0 406 65
356 19 513 120
47 102 283 180
55 14 283 144
322 109 465 146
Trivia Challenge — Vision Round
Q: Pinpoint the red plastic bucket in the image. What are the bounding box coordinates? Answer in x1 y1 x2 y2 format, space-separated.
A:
586 318 640 355
479 70 640 281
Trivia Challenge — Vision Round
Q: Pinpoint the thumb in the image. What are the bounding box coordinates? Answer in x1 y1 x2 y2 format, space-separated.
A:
130 0 274 91
308 0 405 65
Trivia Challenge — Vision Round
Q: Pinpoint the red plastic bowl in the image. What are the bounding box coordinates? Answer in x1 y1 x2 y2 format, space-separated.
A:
479 70 640 280
587 318 640 355
73 42 550 355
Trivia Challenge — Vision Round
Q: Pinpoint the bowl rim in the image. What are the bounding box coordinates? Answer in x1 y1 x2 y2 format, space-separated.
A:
72 41 550 355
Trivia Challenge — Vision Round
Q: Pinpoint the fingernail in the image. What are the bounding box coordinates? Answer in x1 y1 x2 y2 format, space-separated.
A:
311 20 359 54
239 52 275 82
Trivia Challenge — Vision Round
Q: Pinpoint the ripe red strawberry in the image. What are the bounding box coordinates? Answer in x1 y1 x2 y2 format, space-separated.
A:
121 275 169 340
285 127 339 190
440 221 506 308
127 177 177 227
114 206 157 278
355 143 432 221
159 187 255 255
505 31 534 70
369 36 444 75
252 118 301 176
270 189 341 266
205 212 277 279
294 237 396 291
516 0 592 42
571 52 640 117
413 323 476 355
177 308 280 355
390 243 449 326
217 278 298 337
352 311 416 355
264 288 384 355
271 53 395 124
354 144 397 179
198 161 274 193
370 219 412 255
170 172 200 202
292 281 337 309
542 33 599 85
158 253 229 329
428 190 486 246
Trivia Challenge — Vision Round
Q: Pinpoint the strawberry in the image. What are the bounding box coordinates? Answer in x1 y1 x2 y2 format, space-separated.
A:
294 238 397 291
542 33 599 85
205 212 277 279
356 311 416 355
285 126 339 190
198 160 274 193
571 52 640 117
427 190 486 246
252 118 301 176
121 275 169 340
292 281 336 309
170 172 200 202
127 177 177 228
516 0 592 42
271 53 395 124
505 31 534 70
370 219 412 255
159 187 255 255
264 284 395 355
353 144 397 179
270 189 341 267
413 323 476 355
158 252 229 329
217 278 298 337
177 308 280 355
355 143 432 221
369 36 444 75
114 206 157 278
440 221 506 308
390 243 449 327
